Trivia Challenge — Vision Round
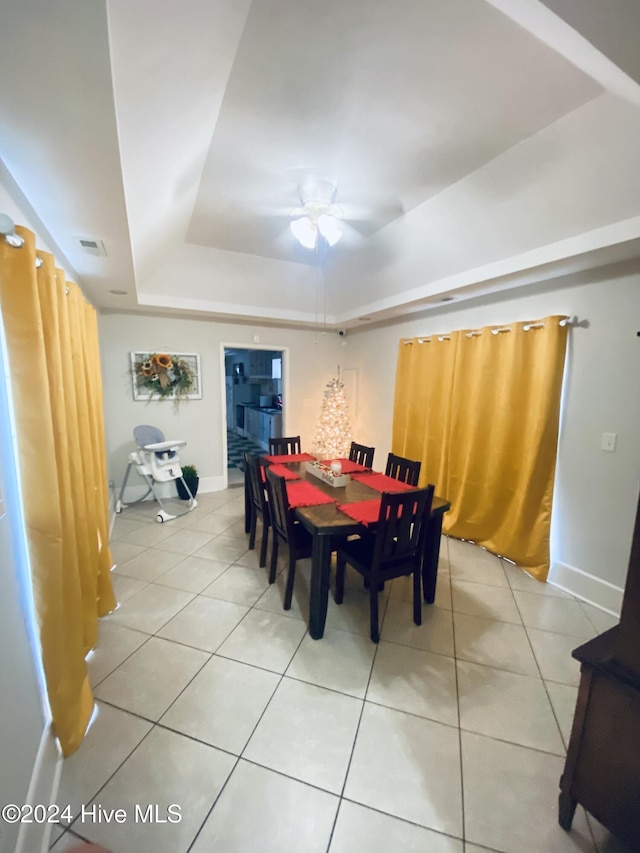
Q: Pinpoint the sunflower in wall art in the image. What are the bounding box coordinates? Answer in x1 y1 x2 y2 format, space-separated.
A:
132 352 196 401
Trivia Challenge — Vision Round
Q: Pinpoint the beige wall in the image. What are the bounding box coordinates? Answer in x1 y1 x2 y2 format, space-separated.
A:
98 312 344 495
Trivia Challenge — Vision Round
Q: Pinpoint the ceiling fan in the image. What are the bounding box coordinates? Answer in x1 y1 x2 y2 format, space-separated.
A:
282 175 405 252
287 177 345 249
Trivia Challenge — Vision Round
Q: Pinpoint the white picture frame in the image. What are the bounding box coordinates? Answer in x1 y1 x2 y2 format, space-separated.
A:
130 351 202 401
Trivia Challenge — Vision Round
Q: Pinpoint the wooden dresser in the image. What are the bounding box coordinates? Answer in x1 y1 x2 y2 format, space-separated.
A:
559 489 640 849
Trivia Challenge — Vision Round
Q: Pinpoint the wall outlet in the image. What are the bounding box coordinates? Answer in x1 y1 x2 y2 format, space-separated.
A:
601 432 617 452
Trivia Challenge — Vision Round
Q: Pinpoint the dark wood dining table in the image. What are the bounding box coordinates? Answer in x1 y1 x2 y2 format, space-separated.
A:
244 459 451 639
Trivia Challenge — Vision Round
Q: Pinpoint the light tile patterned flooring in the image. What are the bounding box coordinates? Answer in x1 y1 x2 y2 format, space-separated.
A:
50 488 631 853
227 431 263 487
226 430 264 470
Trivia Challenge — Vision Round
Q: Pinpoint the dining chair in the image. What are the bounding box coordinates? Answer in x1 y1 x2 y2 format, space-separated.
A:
265 467 313 601
348 441 375 468
244 452 271 569
268 435 301 455
385 452 421 486
335 485 434 642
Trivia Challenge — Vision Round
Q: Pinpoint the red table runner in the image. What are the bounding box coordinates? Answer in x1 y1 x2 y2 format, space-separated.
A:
319 458 370 474
267 464 301 480
264 452 316 464
286 481 337 508
337 499 381 527
350 472 415 492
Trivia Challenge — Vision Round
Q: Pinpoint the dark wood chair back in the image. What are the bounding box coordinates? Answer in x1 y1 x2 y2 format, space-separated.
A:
268 435 301 455
385 452 421 486
265 466 313 604
244 453 271 568
265 466 295 545
374 488 433 574
336 485 434 642
349 441 375 468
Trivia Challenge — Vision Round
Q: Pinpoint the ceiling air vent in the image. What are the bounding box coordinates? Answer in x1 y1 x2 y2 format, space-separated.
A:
74 236 107 256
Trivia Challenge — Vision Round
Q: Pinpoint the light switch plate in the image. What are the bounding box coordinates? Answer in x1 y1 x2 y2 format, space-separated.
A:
601 432 617 452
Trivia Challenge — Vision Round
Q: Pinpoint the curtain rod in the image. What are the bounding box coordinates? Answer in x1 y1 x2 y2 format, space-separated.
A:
404 316 580 344
0 213 24 248
492 316 578 334
2 213 50 270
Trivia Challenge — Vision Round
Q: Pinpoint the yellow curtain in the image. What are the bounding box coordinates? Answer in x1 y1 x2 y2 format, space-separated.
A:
392 316 568 580
393 332 459 494
0 226 115 756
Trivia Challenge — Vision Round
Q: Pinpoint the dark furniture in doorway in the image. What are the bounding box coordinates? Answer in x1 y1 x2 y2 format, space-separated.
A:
559 488 640 850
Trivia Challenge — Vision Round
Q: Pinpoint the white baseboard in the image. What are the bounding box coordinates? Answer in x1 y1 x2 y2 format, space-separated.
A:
548 560 624 617
199 475 227 492
15 724 62 853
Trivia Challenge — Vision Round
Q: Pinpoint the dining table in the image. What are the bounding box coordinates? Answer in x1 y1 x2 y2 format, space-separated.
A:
244 455 451 640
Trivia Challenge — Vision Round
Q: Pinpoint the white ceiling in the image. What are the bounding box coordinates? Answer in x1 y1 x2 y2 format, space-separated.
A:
1 0 640 329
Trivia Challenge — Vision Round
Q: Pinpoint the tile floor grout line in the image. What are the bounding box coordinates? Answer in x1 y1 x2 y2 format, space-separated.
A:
89 631 155 690
449 565 467 846
140 599 265 725
75 700 247 805
339 794 469 845
75 666 247 851
234 619 309 761
96 593 217 724
501 584 571 765
523 621 601 641
203 551 354 851
184 754 242 853
323 586 411 849
152 719 243 761
233 755 343 799
329 622 383 848
63 723 160 839
87 696 162 727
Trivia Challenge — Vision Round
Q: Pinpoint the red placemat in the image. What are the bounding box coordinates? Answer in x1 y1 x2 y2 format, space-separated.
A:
286 481 337 508
319 458 370 474
350 472 415 493
264 452 316 464
268 464 301 480
337 499 382 526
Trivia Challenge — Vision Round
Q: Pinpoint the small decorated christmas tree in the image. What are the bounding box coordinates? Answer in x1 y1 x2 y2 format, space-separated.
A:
313 372 352 459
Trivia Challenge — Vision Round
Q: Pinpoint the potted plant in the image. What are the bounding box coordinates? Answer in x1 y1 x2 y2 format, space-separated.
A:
176 464 199 500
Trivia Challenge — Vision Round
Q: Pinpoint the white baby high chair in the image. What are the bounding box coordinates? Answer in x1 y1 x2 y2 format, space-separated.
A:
115 425 198 522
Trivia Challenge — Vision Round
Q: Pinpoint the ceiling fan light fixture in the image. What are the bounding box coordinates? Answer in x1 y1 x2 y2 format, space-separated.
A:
290 181 344 249
290 216 317 249
317 214 343 247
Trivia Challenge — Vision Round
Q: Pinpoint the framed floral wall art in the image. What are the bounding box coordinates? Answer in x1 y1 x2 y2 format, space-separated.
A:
130 352 202 402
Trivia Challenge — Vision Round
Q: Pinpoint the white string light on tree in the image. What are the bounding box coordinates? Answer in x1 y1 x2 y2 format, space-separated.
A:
313 369 352 458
